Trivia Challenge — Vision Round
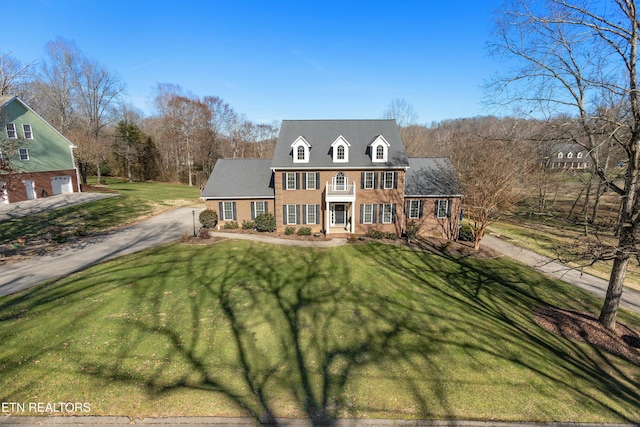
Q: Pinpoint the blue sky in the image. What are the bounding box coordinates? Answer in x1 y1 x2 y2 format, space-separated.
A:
3 0 507 125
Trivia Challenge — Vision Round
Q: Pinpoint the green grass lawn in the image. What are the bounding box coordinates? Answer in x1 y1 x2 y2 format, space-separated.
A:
0 180 202 245
1 240 639 422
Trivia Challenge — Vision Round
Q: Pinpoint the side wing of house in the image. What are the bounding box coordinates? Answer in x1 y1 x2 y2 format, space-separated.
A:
404 158 463 239
0 96 79 203
200 158 275 226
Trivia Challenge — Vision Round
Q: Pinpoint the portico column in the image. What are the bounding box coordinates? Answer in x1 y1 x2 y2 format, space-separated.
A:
326 200 330 234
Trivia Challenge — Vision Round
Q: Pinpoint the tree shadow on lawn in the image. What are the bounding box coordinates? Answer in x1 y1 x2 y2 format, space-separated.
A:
1 241 639 424
61 242 462 425
356 242 640 421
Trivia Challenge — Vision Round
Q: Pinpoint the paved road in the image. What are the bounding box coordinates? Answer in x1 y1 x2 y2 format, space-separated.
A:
482 235 640 315
0 207 203 296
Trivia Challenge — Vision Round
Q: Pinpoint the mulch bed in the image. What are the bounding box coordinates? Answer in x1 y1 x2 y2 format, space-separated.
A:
534 306 640 364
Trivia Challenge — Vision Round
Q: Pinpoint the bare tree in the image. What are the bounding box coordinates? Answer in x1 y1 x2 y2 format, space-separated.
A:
490 0 640 329
382 98 419 127
0 50 35 97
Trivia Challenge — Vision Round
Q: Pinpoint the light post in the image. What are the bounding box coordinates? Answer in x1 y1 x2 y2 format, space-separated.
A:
192 210 197 237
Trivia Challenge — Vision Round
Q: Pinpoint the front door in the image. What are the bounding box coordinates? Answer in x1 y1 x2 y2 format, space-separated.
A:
331 204 346 226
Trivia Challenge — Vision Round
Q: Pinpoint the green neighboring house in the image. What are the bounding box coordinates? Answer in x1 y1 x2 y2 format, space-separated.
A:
0 95 80 204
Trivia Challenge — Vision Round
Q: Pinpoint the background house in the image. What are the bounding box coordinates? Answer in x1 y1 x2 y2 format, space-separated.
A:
201 119 462 239
549 143 592 170
0 96 80 203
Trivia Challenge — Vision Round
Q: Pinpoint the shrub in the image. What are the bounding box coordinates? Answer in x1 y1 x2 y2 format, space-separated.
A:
198 227 211 239
254 212 276 232
199 209 218 228
459 223 474 242
242 220 255 230
223 221 239 229
297 227 312 236
365 229 385 239
285 226 296 235
406 221 420 242
384 232 398 240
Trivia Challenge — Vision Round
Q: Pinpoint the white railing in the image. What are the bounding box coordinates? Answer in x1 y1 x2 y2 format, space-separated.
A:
325 182 356 200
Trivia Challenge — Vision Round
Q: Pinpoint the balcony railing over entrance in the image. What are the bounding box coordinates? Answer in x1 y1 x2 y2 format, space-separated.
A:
325 181 356 202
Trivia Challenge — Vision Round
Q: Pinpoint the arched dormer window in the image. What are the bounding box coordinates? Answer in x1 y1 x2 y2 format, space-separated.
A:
291 136 311 163
567 152 573 159
331 135 350 163
557 152 563 159
370 135 390 163
577 152 583 159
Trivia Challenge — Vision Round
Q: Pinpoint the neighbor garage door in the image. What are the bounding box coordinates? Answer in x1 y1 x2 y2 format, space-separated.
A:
51 176 73 195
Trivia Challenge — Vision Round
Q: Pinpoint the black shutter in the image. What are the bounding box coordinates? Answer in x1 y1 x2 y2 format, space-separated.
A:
359 204 364 224
361 172 365 189
302 173 307 190
315 204 320 224
406 201 410 218
419 200 424 219
296 173 300 190
218 202 223 220
378 204 383 223
264 201 269 214
282 173 287 190
251 202 255 220
283 205 288 225
393 172 398 189
374 172 378 189
316 172 320 190
232 202 237 220
296 205 301 224
392 204 396 223
302 205 307 224
372 204 377 224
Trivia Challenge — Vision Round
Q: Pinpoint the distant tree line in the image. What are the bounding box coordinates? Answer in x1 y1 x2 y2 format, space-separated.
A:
0 38 279 187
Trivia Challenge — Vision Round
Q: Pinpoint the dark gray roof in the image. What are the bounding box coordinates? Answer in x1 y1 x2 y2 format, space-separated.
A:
551 143 592 161
405 158 462 197
201 158 274 199
271 119 409 169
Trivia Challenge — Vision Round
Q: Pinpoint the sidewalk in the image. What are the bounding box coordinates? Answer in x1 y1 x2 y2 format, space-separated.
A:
481 235 640 315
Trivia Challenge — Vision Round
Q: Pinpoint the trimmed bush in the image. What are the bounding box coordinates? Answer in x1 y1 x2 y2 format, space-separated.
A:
285 226 296 235
297 227 312 236
365 229 385 239
254 212 276 232
384 232 398 240
223 221 239 229
242 220 255 230
198 227 211 239
459 223 474 242
199 209 218 228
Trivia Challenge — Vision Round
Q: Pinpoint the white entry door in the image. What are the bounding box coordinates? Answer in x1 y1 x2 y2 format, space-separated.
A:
24 180 36 200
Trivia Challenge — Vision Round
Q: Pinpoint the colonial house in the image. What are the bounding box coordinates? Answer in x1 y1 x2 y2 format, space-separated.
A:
201 119 462 239
0 96 80 203
549 143 592 170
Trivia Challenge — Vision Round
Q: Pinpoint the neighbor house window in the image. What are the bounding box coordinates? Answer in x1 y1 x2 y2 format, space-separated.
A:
23 124 33 139
362 204 374 224
381 203 394 224
363 172 374 189
436 200 450 219
408 200 422 219
383 171 395 189
19 148 29 161
286 172 297 190
5 123 16 139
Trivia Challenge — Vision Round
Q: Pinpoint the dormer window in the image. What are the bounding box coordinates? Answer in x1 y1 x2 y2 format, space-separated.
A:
291 136 311 163
577 152 583 158
567 152 573 159
557 152 563 159
331 136 350 163
370 135 390 163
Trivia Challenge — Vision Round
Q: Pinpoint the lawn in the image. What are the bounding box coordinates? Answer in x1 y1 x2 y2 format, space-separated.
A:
0 179 201 250
1 240 639 422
